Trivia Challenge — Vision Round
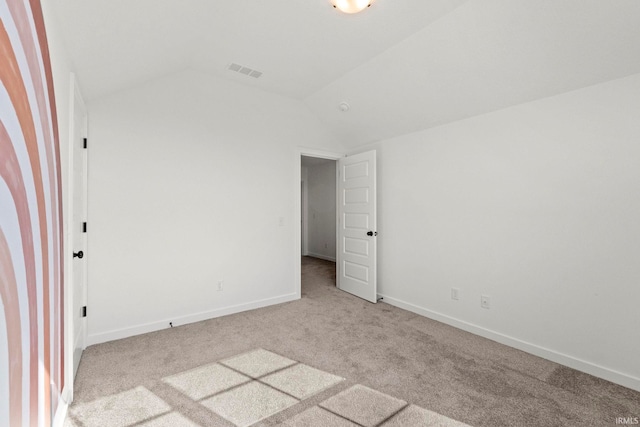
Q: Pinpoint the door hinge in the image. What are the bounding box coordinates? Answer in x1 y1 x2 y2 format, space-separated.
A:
83 138 87 149
82 222 87 233
82 306 87 318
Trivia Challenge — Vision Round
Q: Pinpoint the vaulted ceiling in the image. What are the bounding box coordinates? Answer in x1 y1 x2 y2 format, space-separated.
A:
52 0 640 148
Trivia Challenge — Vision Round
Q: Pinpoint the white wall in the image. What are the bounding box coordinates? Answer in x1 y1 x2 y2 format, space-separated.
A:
370 73 640 391
86 70 342 344
305 161 337 261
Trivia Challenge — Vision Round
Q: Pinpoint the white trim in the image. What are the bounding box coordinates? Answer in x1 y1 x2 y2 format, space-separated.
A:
64 72 75 406
379 293 640 392
51 388 69 427
301 177 308 256
297 147 345 161
305 253 337 262
64 73 87 404
294 148 344 300
86 293 299 346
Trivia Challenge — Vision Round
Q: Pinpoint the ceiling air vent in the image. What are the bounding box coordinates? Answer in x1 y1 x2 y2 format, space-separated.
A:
227 63 262 79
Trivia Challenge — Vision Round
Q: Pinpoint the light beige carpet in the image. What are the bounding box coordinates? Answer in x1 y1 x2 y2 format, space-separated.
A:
66 347 467 427
65 257 640 426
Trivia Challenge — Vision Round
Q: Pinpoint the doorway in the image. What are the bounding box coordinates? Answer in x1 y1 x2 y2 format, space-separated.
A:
294 150 342 299
301 155 338 295
301 156 337 264
295 149 378 303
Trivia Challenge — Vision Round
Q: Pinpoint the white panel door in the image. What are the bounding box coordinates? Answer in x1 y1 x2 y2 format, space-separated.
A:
71 81 87 379
337 150 377 303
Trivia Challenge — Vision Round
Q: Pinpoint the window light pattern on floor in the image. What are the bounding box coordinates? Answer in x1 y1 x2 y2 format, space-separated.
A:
66 349 470 427
164 349 344 426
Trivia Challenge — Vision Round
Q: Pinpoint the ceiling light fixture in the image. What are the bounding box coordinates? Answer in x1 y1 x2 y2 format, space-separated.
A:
332 0 372 14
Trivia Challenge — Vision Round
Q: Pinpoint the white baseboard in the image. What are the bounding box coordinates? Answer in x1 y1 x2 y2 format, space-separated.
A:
306 252 336 262
379 293 640 392
87 293 299 346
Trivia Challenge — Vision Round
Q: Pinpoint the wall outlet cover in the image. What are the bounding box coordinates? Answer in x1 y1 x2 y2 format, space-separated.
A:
481 295 491 309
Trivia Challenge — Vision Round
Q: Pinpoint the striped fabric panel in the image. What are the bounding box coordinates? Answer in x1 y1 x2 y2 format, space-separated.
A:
0 1 64 426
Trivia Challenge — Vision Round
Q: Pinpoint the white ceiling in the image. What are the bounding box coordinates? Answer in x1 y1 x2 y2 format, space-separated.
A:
53 0 466 100
52 0 640 148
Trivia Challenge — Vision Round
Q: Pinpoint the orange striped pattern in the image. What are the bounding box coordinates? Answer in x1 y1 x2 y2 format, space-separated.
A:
1 1 64 426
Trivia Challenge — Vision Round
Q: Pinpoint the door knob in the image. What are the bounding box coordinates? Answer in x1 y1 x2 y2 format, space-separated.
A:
366 231 378 236
73 251 84 259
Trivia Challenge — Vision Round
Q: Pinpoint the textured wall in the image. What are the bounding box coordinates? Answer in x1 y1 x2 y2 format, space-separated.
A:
0 0 65 425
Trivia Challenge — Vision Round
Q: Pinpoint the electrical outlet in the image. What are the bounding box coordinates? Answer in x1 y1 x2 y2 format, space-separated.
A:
217 281 223 291
481 295 491 309
451 288 460 300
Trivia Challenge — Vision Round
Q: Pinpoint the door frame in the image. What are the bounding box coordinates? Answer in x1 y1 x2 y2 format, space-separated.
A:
64 73 87 403
294 148 344 299
301 179 308 256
